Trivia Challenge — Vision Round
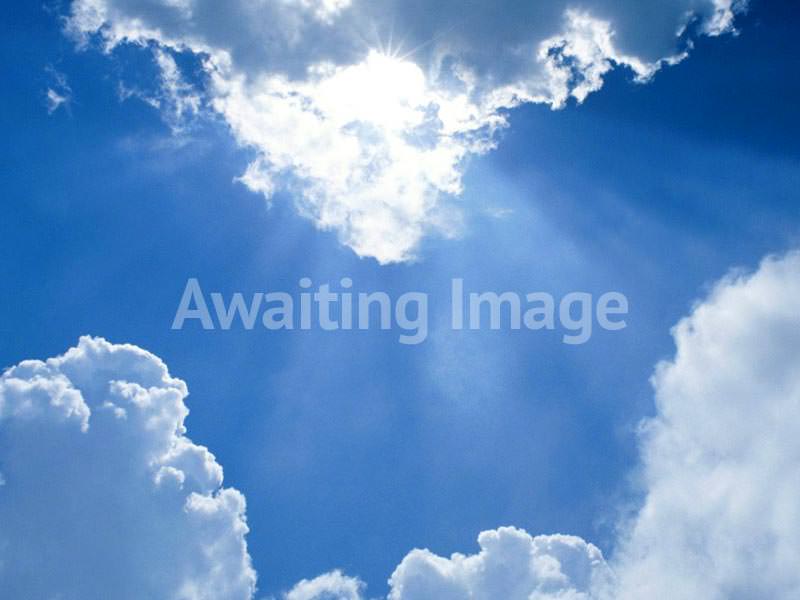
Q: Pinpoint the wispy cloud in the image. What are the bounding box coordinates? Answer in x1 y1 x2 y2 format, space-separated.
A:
44 66 72 114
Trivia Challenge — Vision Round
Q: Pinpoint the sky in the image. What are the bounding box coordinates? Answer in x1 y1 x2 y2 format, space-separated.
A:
1 1 800 599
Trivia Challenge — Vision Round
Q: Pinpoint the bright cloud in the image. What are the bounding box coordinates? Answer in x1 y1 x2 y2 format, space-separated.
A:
65 0 746 263
284 570 366 600
0 336 256 599
388 528 613 600
613 251 800 599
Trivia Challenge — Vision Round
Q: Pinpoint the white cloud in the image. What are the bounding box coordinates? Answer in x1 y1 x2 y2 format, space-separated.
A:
0 336 256 599
273 528 612 600
284 570 365 600
65 0 746 263
207 49 493 263
613 251 800 599
388 528 613 600
115 48 203 134
152 48 204 131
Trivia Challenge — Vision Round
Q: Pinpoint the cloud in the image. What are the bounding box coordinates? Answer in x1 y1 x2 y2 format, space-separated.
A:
116 47 204 134
388 528 613 600
613 251 800 599
45 66 73 114
64 0 746 263
284 570 366 600
0 336 256 599
271 528 612 600
280 250 800 599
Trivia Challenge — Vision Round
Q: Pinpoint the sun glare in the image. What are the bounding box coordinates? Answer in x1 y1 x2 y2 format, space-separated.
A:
314 49 429 130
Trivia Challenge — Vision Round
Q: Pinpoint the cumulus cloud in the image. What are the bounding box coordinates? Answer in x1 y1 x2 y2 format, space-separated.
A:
64 0 746 262
0 336 256 599
284 570 366 600
388 528 613 600
613 251 800 599
272 528 612 600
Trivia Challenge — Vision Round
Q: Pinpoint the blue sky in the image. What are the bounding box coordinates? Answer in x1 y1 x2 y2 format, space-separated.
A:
1 1 800 598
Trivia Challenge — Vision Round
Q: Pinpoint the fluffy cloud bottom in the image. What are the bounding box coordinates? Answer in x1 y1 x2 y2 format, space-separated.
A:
0 337 256 599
